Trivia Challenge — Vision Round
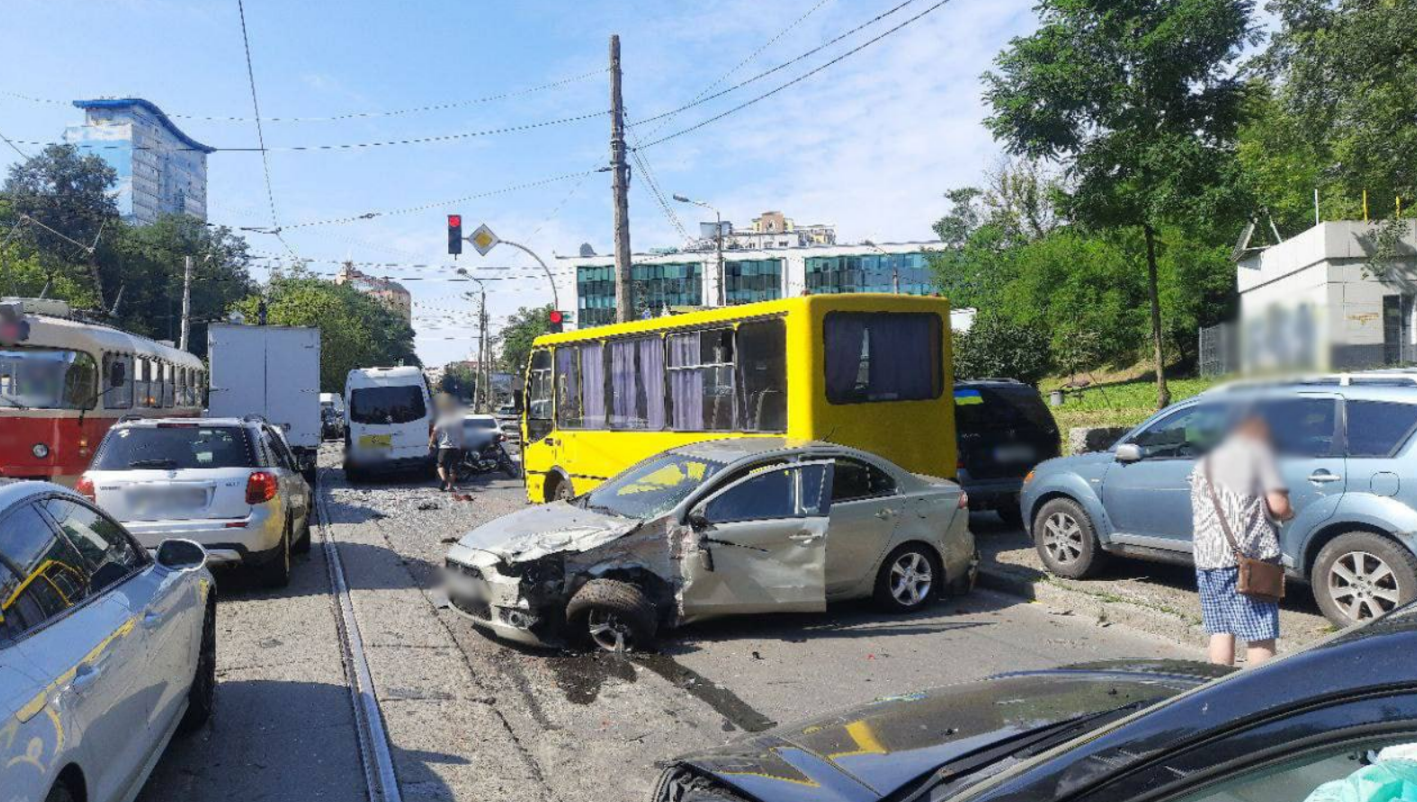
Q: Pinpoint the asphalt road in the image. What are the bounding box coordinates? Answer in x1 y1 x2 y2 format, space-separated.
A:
134 444 1194 802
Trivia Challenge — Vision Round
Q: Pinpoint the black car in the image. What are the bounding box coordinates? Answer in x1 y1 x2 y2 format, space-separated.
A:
954 380 1060 525
654 604 1417 802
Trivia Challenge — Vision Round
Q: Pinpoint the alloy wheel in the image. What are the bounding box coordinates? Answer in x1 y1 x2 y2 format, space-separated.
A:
587 609 634 652
1042 512 1085 565
889 552 933 607
1329 550 1402 621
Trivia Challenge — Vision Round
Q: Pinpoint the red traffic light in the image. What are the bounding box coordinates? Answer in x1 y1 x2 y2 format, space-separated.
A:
448 215 461 228
548 310 564 324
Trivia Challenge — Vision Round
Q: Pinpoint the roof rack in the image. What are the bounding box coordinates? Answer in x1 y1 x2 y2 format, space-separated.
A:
241 414 268 424
118 414 144 423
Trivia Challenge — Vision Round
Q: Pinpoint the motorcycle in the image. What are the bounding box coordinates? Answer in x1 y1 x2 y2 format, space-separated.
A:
454 434 520 481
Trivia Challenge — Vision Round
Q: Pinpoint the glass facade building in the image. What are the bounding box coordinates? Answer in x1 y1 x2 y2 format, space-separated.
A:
578 262 703 327
804 252 932 296
724 258 783 305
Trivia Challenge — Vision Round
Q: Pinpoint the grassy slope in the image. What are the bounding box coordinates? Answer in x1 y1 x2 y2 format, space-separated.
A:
1040 377 1224 447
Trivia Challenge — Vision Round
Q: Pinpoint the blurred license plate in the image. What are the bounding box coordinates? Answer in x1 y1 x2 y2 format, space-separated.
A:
995 444 1034 462
359 434 392 448
131 487 205 511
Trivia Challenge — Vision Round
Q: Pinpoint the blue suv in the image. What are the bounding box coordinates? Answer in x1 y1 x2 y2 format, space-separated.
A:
1020 379 1417 627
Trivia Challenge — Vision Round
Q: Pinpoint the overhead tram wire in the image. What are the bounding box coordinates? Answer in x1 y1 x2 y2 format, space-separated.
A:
235 0 294 259
636 0 953 151
629 0 917 132
0 126 30 160
623 109 693 246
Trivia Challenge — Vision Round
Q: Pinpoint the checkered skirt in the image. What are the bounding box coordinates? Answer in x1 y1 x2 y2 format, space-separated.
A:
1196 567 1280 641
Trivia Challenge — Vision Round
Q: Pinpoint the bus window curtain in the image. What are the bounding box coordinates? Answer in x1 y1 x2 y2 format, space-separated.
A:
669 334 702 430
580 343 606 428
610 340 637 428
639 337 666 430
824 316 866 402
868 315 935 401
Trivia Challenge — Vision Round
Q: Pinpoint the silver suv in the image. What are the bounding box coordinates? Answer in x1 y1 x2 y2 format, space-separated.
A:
80 417 313 587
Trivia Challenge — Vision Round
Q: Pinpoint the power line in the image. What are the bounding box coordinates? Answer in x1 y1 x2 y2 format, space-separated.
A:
235 0 294 260
630 0 915 131
0 68 606 124
623 109 693 245
0 125 29 160
637 0 951 150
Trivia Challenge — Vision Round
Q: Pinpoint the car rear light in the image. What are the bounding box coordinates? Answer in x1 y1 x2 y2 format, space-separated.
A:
957 491 970 510
1023 470 1035 485
246 471 278 505
75 476 96 501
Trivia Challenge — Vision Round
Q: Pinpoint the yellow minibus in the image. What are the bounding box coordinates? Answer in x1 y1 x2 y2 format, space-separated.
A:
520 294 956 502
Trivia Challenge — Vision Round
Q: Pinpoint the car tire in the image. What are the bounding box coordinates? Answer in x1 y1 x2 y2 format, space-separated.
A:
178 601 217 734
257 523 292 589
501 454 520 479
1033 497 1107 579
566 579 657 653
997 503 1023 528
1312 532 1417 627
873 543 942 613
548 474 573 502
44 783 76 802
344 462 362 484
293 512 313 554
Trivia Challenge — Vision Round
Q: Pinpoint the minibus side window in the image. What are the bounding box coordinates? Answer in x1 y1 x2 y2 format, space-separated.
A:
824 312 942 404
737 319 786 432
527 350 553 442
668 328 736 431
609 337 667 430
577 342 606 429
555 347 582 428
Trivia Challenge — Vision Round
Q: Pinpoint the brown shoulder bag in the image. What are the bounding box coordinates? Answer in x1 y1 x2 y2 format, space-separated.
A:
1204 459 1285 604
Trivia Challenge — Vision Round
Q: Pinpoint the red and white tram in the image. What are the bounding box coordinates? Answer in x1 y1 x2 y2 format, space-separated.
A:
0 298 205 486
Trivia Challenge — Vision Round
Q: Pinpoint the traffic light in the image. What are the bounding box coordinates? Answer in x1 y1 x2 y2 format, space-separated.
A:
548 309 565 333
447 214 463 256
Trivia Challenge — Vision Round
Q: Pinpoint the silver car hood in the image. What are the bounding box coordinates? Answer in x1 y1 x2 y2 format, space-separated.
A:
454 502 640 563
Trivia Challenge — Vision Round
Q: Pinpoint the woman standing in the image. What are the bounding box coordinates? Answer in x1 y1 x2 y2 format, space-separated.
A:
1189 414 1293 667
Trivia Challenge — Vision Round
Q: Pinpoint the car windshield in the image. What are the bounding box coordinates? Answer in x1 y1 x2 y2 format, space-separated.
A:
0 348 98 410
350 385 426 424
582 452 725 520
91 425 255 470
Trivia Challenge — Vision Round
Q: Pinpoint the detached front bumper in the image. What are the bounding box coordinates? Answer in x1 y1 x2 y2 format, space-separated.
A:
443 546 556 647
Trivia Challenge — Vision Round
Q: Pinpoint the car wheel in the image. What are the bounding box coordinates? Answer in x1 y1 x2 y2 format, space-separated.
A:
501 454 520 479
996 503 1023 528
44 783 76 802
566 579 657 653
548 475 573 502
873 543 942 613
1034 498 1107 579
1313 532 1417 627
178 601 217 734
293 512 313 554
258 523 292 589
344 462 362 484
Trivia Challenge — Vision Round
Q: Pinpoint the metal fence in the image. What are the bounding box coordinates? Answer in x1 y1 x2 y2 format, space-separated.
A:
1199 322 1238 377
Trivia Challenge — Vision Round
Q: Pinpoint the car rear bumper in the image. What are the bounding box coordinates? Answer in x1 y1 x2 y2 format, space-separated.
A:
961 476 1025 509
124 505 283 564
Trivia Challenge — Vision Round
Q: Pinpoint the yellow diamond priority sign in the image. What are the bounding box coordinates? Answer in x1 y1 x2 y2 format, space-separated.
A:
469 224 499 257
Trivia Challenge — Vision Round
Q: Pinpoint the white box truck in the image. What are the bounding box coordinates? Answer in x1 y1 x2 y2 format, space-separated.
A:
208 323 321 478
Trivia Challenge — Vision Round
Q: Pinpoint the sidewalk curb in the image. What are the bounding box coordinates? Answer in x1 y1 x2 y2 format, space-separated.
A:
978 565 1211 648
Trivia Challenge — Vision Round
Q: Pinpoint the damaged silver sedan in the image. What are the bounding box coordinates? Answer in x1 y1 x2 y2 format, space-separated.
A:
443 439 977 651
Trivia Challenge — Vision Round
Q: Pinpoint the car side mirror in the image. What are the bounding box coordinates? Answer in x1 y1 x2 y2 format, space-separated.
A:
687 508 710 531
1115 443 1143 463
156 538 207 571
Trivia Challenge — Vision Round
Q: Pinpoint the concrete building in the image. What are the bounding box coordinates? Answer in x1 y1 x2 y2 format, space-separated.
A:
1238 220 1417 372
64 99 212 225
336 262 412 323
554 239 961 330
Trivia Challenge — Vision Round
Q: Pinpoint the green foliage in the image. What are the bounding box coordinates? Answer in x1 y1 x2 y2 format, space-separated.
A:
441 363 478 400
498 304 552 375
231 271 418 393
953 313 1052 386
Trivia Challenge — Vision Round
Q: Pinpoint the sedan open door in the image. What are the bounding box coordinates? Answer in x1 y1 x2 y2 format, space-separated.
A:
680 461 833 619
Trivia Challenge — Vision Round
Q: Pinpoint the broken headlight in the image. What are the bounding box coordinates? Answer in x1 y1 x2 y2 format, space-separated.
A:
499 555 564 585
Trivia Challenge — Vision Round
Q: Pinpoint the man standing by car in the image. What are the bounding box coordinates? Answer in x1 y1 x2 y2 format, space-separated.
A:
430 396 465 493
1189 413 1293 668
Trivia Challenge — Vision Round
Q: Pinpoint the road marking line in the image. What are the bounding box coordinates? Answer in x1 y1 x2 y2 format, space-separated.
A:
316 468 403 802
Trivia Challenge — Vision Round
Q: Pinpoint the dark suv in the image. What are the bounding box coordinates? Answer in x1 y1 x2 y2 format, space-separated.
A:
955 380 1060 526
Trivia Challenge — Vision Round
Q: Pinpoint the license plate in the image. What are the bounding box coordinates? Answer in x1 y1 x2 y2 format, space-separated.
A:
359 434 392 448
995 444 1035 463
130 487 205 512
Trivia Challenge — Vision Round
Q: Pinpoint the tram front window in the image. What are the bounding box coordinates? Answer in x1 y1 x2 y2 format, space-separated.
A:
0 348 98 410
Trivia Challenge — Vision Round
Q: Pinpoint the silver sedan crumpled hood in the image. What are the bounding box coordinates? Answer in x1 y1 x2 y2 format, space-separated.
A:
454 502 640 564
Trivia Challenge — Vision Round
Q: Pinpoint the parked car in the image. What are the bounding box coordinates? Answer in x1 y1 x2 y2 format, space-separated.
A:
654 601 1417 802
443 439 976 651
954 380 1060 525
1020 382 1417 627
0 480 216 802
79 416 313 587
344 366 435 481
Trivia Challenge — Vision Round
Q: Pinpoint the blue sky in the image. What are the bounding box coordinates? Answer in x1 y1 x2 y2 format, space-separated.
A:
0 0 1038 366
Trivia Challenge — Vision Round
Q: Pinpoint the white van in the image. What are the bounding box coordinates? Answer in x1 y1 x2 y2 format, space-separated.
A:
343 366 434 481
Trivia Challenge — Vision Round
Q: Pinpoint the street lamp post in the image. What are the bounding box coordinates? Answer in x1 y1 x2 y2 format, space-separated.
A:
863 239 899 294
673 194 725 307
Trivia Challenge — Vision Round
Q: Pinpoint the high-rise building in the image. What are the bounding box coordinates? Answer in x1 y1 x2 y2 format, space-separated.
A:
64 98 213 225
335 262 413 322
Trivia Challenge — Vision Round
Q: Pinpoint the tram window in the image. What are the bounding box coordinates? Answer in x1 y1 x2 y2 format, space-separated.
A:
61 352 98 410
737 319 786 432
136 359 155 407
609 336 667 431
104 353 132 409
668 328 736 431
824 312 942 405
161 362 175 408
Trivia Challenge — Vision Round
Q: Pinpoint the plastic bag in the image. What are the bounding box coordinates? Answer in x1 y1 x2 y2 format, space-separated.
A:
1303 756 1417 802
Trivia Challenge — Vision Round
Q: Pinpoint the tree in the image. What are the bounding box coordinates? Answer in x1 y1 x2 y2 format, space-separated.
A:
231 272 419 393
984 0 1258 408
498 304 553 375
953 313 1052 386
2 144 119 305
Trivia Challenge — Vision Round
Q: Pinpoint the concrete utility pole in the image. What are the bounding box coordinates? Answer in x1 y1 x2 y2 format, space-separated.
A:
610 34 634 323
179 255 193 351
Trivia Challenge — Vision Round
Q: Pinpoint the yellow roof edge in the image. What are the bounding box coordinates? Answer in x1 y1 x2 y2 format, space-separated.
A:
535 293 951 345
